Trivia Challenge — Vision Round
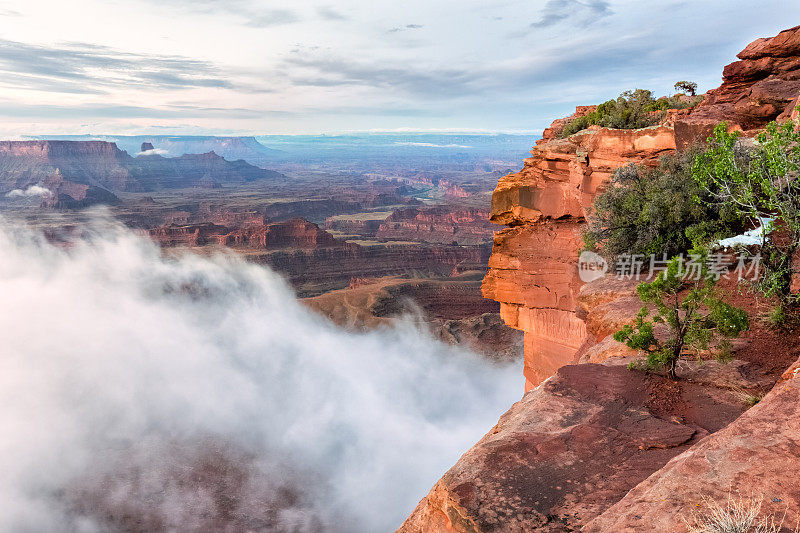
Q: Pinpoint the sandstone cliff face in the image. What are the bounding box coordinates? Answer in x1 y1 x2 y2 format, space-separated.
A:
482 125 675 389
483 25 800 391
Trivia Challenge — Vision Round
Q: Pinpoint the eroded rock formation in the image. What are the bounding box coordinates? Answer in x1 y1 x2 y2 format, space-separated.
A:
377 206 495 246
482 125 675 389
0 140 284 195
675 24 800 148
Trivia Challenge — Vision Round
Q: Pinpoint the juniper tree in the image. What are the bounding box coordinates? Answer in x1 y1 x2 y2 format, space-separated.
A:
614 252 749 379
674 80 698 96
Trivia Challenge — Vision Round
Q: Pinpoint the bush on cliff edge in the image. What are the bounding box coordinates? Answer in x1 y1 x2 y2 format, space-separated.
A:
584 149 741 262
615 252 749 379
560 86 702 138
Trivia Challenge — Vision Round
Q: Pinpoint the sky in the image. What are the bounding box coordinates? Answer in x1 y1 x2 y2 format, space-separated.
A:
0 0 798 136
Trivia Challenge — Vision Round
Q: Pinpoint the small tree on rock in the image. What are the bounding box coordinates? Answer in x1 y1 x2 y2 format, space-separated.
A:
674 80 698 96
614 252 749 379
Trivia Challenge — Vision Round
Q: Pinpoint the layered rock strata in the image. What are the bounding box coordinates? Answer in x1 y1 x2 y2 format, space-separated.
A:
482 126 676 389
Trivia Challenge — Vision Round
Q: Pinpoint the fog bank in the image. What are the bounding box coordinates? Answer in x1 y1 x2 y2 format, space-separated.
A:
0 218 520 532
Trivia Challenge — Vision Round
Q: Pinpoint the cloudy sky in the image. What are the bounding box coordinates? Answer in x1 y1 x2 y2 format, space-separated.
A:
0 0 798 136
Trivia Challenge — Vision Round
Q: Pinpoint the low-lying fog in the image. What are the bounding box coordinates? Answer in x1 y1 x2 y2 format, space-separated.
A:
0 216 520 532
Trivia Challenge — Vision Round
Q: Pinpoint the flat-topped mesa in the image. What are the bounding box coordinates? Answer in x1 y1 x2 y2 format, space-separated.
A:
482 120 676 390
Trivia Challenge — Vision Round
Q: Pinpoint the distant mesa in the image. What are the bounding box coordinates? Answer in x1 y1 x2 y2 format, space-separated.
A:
0 140 286 200
26 135 284 167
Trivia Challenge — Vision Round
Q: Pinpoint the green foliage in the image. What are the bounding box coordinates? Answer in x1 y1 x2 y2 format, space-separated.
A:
560 89 662 137
615 253 749 379
766 305 788 328
692 121 800 303
674 80 698 96
560 88 702 138
744 394 762 407
585 150 742 262
715 338 735 363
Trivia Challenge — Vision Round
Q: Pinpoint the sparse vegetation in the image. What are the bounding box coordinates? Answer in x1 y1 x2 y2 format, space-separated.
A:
745 394 763 407
614 252 749 379
584 150 742 263
687 494 797 533
560 89 663 137
560 87 702 138
715 338 735 363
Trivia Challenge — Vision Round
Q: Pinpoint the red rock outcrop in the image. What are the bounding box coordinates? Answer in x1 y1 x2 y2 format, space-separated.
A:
675 25 800 149
584 357 800 532
398 363 747 533
482 125 676 389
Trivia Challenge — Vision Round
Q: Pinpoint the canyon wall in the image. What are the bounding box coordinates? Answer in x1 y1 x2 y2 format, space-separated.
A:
482 24 800 391
481 124 676 389
150 218 491 296
376 206 495 246
0 140 284 196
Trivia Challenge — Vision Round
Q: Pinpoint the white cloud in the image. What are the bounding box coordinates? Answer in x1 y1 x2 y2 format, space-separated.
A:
135 147 169 156
394 141 471 148
5 185 52 198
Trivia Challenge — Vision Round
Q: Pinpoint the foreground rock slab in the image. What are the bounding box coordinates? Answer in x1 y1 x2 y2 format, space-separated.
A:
398 364 745 532
584 361 800 532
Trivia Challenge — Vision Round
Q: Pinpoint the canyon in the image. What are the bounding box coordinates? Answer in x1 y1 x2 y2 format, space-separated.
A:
0 140 284 198
401 25 800 532
0 134 522 357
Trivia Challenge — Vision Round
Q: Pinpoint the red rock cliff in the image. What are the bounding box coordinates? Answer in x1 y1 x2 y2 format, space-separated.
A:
481 123 675 390
482 25 800 390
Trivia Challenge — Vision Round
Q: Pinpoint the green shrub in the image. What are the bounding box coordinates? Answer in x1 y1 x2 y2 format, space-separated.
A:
584 149 742 263
614 252 749 379
561 89 662 137
693 121 800 304
560 88 702 138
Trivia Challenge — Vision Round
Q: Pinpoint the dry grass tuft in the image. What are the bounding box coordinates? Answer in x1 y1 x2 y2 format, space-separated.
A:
686 495 797 533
